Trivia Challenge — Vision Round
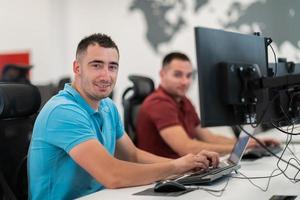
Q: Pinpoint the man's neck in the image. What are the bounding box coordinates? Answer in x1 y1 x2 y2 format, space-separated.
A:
71 83 99 110
159 85 184 103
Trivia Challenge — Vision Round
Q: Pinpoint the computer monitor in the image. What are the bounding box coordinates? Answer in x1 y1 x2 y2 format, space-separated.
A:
266 61 300 126
195 27 300 128
195 27 269 127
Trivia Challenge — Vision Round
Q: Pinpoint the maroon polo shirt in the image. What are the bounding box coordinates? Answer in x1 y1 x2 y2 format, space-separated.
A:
136 86 200 158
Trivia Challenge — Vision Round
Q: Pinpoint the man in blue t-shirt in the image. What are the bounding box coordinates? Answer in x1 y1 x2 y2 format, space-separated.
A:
28 33 220 199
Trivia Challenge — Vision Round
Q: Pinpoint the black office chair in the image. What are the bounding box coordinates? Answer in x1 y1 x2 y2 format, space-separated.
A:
36 83 57 109
56 77 71 92
0 64 32 84
0 83 41 200
122 75 155 143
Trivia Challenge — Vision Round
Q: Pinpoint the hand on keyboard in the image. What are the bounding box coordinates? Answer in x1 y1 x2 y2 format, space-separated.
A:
196 150 220 168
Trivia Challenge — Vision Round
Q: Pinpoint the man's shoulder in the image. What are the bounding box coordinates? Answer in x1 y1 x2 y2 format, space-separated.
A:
182 95 193 103
144 88 174 105
100 97 114 106
100 97 117 112
50 93 80 108
182 96 196 109
40 93 86 119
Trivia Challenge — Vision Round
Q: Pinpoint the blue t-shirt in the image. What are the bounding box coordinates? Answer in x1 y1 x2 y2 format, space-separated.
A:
28 84 124 200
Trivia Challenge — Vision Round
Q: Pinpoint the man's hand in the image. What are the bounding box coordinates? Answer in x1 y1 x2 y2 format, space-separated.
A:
197 150 219 168
171 150 220 175
247 138 281 149
262 138 281 146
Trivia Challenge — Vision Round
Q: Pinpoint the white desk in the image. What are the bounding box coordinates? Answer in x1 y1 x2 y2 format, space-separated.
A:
79 144 300 200
258 127 300 143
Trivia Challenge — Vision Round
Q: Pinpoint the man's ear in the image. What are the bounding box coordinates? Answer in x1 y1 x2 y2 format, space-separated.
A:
73 60 80 74
159 68 164 79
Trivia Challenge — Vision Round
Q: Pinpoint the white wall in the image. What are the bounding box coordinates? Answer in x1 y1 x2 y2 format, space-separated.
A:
0 0 298 135
0 0 67 83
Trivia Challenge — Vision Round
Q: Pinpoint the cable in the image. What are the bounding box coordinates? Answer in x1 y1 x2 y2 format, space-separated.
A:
275 124 300 182
269 44 278 77
232 170 282 180
275 132 300 182
287 144 300 163
283 129 300 162
233 134 299 191
233 137 300 191
272 123 300 135
238 125 300 172
242 122 300 183
270 104 300 182
277 157 300 183
270 92 300 135
249 92 280 128
271 105 300 135
235 169 281 192
189 175 231 197
246 43 278 128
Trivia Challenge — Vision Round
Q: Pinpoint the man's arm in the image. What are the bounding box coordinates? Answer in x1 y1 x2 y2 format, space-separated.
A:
194 125 235 145
194 126 280 150
114 133 172 163
160 125 234 156
69 137 212 189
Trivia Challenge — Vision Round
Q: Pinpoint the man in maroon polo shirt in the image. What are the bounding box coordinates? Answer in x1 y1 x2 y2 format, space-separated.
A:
136 52 279 159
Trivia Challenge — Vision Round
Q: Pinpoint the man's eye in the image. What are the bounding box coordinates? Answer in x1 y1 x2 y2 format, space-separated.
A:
92 64 100 68
187 74 193 79
174 73 182 78
109 65 118 71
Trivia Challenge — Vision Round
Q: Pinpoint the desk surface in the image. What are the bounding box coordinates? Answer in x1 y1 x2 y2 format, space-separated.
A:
258 127 300 143
79 144 300 200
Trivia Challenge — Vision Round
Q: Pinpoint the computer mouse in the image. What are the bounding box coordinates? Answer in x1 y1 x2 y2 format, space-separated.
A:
242 149 263 160
154 180 186 193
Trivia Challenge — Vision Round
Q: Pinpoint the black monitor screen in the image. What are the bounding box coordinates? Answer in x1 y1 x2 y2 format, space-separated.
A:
195 27 269 127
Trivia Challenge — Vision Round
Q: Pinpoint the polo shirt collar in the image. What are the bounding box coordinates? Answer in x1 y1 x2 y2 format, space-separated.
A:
158 85 186 107
64 83 98 115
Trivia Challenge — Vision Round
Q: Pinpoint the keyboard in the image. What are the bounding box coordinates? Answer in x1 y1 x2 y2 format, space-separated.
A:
174 162 239 185
187 162 232 177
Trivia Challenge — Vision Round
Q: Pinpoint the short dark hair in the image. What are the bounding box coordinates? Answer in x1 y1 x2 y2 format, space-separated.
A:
76 33 119 60
162 52 190 68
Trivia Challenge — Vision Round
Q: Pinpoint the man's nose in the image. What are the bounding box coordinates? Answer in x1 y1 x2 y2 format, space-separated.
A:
181 76 191 85
98 66 110 77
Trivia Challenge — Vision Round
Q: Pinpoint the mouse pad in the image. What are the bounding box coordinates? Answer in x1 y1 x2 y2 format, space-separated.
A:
133 187 196 197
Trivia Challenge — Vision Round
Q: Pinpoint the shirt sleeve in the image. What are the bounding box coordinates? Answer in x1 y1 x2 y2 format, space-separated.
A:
45 104 97 153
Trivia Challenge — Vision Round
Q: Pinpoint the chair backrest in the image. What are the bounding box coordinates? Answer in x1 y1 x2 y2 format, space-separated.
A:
57 77 71 92
36 84 57 109
0 64 32 84
36 77 73 109
122 75 155 143
0 83 41 200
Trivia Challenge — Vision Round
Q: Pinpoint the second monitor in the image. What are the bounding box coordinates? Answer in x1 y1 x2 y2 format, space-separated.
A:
195 27 300 128
195 26 269 127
